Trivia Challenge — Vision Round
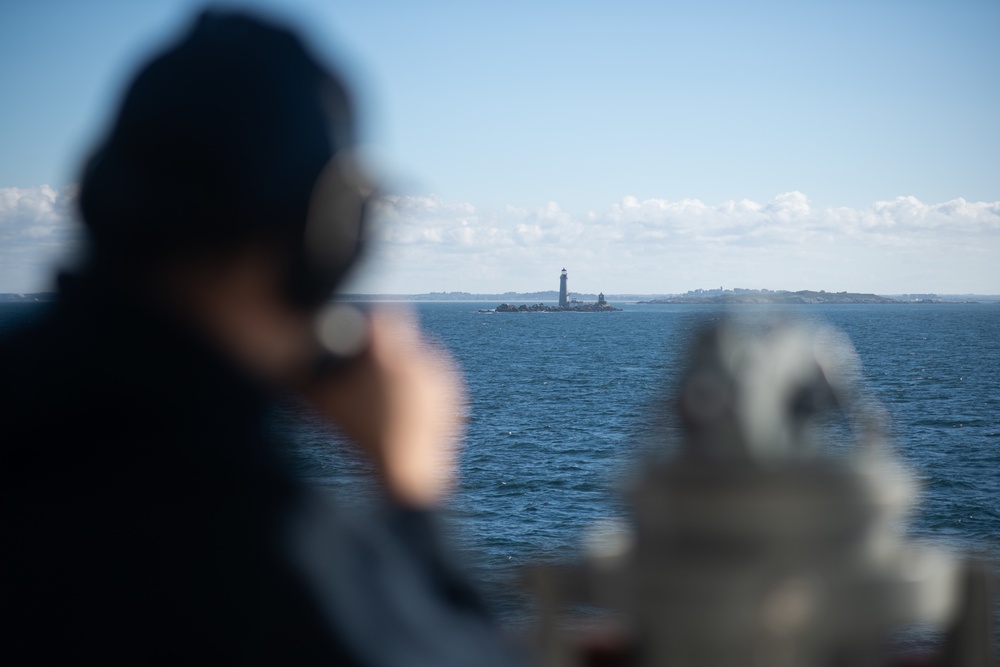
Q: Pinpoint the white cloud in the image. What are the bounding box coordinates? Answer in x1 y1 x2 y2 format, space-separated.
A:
765 191 811 219
356 191 1000 295
0 185 81 293
3 186 998 295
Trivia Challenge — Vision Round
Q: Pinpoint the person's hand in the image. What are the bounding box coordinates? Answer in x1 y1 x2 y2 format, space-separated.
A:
304 307 466 508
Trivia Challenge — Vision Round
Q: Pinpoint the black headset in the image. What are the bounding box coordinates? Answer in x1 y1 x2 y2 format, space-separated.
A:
78 9 371 309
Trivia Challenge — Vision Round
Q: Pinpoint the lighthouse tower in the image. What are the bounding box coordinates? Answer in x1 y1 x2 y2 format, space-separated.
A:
558 268 568 307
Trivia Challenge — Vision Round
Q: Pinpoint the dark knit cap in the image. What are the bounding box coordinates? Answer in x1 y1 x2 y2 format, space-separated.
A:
78 8 362 302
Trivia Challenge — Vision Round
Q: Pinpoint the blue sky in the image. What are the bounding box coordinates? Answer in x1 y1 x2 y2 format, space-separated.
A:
1 0 998 295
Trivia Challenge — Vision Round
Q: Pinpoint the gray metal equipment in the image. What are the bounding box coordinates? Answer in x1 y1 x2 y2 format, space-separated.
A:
528 317 993 667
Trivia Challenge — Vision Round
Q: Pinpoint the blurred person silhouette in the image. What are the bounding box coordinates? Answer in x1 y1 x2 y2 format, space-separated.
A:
0 8 522 665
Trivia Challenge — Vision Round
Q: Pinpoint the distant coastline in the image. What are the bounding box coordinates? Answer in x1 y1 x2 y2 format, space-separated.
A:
330 289 995 304
639 290 904 305
1 289 996 304
0 293 58 302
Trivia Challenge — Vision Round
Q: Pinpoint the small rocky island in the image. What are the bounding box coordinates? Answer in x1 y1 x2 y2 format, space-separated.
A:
493 269 620 312
494 300 619 313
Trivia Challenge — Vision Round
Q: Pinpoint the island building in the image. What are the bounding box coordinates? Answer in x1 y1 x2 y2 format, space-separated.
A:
493 269 619 312
559 270 609 308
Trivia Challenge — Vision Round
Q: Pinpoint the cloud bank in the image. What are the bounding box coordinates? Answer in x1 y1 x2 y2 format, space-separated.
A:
2 185 997 295
0 185 80 293
362 191 999 295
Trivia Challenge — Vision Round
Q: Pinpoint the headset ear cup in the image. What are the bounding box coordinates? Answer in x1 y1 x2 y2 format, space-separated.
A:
291 153 372 306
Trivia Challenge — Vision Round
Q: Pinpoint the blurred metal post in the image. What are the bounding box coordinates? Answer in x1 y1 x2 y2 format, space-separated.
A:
526 317 994 667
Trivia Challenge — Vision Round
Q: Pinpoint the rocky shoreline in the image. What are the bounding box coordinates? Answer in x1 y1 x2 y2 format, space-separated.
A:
493 302 620 313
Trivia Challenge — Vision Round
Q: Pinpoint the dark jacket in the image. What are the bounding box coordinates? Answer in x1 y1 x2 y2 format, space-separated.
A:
1 273 519 665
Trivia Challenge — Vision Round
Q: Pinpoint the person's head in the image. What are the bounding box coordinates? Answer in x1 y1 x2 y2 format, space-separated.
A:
77 8 369 310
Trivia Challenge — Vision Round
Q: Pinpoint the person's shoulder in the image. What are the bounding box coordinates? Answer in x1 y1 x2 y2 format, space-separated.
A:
0 302 124 460
0 310 60 388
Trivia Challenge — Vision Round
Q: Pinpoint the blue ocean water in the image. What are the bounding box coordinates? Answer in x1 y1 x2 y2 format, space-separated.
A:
3 300 999 628
287 301 1000 624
